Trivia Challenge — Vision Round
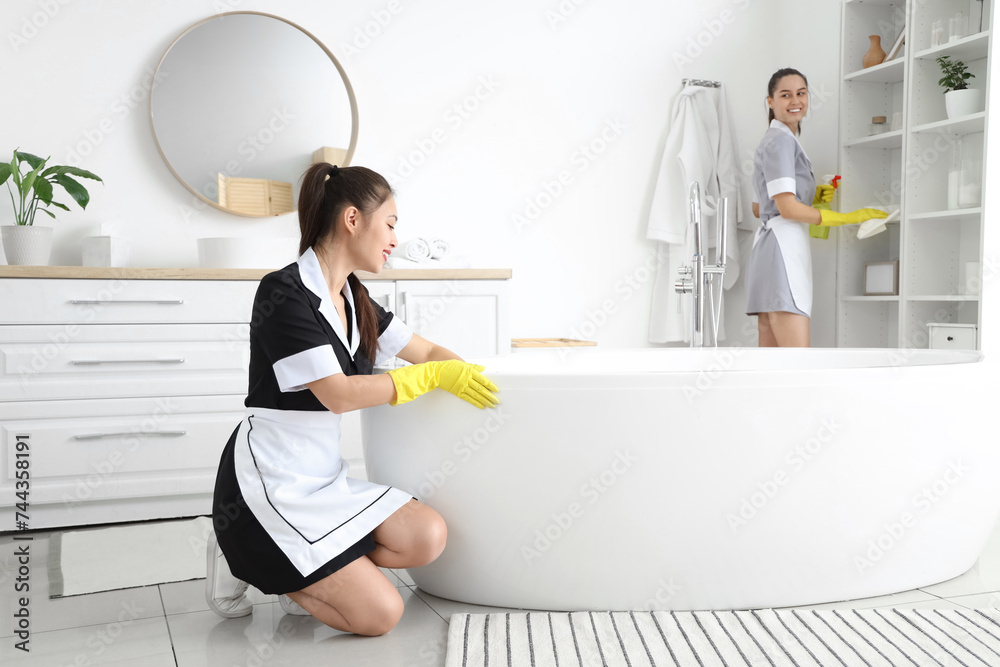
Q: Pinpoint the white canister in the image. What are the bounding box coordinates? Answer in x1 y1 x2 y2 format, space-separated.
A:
82 236 130 267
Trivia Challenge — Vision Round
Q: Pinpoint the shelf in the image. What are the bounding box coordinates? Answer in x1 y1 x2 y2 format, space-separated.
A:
842 295 901 302
844 130 904 149
907 295 980 301
914 31 991 62
909 207 983 221
844 58 905 83
911 112 987 136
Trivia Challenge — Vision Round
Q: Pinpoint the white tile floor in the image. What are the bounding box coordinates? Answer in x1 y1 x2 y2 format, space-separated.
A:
1 518 998 666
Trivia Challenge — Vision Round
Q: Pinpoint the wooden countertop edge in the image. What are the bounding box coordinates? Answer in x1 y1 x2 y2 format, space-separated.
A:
0 266 513 281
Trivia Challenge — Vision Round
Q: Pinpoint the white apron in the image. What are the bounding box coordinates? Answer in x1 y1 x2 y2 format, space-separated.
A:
753 215 813 317
233 406 412 577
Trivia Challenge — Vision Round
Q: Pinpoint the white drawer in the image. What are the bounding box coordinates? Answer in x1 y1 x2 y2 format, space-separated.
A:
0 395 243 504
0 324 249 401
0 278 258 324
927 323 978 350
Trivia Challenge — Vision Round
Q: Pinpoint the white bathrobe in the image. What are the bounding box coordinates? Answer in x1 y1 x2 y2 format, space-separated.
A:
647 84 746 344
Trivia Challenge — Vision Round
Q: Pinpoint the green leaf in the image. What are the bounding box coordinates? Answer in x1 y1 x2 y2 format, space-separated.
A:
9 156 21 188
49 201 70 211
43 165 103 182
33 177 53 205
14 151 46 170
0 163 10 186
38 208 56 218
53 174 90 208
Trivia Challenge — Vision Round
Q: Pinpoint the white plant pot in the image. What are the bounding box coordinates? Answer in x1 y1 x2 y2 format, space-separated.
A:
1 225 53 266
945 88 984 119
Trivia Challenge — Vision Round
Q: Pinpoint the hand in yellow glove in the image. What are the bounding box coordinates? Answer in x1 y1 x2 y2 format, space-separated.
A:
813 184 837 206
387 360 499 409
817 208 888 227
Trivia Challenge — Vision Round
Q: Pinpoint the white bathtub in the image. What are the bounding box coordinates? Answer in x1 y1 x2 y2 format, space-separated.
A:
361 347 999 611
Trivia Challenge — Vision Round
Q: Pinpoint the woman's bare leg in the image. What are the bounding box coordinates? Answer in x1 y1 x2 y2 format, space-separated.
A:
283 500 446 635
762 311 810 347
757 314 778 347
287 556 403 636
369 499 447 569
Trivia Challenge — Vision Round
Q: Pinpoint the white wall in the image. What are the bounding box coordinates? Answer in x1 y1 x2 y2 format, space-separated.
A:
2 0 844 348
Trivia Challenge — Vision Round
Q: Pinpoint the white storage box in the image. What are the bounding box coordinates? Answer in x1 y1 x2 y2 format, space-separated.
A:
927 323 978 350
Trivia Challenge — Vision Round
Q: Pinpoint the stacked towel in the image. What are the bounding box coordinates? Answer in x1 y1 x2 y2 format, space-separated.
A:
396 237 450 263
399 238 431 262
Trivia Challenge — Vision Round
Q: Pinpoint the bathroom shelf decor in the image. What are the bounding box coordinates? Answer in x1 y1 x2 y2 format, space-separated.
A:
936 55 984 117
0 150 102 265
836 0 992 349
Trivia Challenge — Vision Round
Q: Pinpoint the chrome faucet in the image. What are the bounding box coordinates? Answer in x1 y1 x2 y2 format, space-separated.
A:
674 182 728 347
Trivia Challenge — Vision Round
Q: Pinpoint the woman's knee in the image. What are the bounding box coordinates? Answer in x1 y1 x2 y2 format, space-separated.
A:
412 509 447 566
353 588 405 636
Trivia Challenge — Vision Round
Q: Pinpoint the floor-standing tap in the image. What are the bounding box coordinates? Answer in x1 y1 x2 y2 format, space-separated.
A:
675 182 728 347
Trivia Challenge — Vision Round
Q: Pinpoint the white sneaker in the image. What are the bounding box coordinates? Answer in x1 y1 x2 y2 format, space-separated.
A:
205 530 252 618
279 594 311 616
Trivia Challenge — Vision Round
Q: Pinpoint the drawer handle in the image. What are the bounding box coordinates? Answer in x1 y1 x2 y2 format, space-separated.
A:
70 358 186 365
69 299 185 305
73 430 187 440
947 336 955 342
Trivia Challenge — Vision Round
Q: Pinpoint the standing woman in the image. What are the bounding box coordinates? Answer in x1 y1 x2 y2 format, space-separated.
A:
745 68 886 346
206 163 499 636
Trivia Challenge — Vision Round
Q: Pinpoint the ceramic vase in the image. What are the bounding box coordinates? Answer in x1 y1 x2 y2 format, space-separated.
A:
863 35 886 68
1 225 53 265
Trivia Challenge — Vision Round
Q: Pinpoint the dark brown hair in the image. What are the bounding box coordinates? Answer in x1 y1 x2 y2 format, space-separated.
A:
298 163 394 363
767 67 808 135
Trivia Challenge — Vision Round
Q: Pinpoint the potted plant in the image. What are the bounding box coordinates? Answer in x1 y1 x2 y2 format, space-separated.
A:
936 55 982 119
1 150 102 265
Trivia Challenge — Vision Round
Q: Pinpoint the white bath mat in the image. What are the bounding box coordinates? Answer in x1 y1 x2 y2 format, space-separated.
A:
48 517 213 598
446 608 1000 666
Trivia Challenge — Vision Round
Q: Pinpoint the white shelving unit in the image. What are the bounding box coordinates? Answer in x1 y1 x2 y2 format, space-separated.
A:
837 0 992 349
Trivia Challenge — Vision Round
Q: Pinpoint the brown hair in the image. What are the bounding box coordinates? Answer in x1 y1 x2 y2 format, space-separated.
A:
298 163 394 363
767 67 808 135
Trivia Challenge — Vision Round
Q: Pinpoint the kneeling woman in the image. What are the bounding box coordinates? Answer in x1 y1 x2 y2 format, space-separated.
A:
206 163 498 635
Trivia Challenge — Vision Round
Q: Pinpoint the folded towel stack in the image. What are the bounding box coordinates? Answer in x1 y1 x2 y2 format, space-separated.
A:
385 237 470 269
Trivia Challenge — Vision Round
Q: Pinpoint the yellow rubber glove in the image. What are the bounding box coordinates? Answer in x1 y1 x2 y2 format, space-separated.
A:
812 184 836 206
817 208 888 227
387 360 499 409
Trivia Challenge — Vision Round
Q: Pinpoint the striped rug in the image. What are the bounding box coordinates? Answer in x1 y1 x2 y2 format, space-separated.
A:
446 608 1000 666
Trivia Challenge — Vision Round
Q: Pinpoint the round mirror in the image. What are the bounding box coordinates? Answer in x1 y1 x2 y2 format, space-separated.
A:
150 12 358 217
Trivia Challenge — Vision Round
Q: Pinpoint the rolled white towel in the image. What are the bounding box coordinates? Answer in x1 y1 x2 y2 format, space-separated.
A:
400 238 430 262
428 239 450 259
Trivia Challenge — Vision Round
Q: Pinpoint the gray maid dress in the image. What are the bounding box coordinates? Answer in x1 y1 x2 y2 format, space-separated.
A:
745 119 817 318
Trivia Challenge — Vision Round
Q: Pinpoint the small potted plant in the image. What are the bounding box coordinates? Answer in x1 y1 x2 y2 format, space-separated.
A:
936 55 982 119
1 150 102 265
